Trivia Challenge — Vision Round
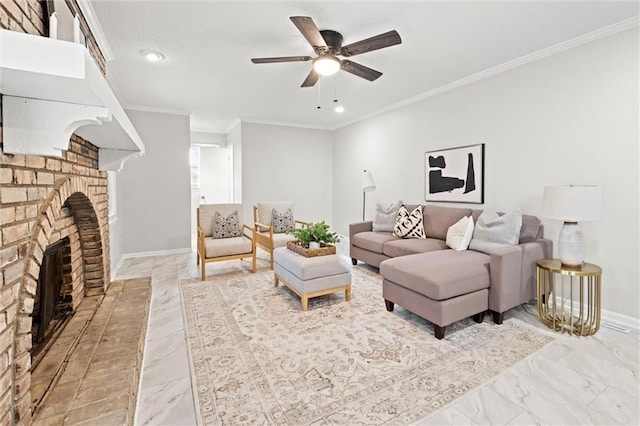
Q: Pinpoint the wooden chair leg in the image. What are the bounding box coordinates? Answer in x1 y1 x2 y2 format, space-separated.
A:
473 311 485 323
351 258 357 265
385 300 394 312
201 259 206 281
491 310 505 325
269 247 274 270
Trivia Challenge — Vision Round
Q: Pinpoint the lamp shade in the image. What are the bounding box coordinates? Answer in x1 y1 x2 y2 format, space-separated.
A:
541 185 602 222
362 170 376 192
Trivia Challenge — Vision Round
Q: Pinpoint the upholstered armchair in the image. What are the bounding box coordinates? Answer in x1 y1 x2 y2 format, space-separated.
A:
253 202 310 269
197 203 256 280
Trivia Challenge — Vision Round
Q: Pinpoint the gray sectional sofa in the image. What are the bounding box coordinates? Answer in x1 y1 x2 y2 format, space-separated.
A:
349 204 551 339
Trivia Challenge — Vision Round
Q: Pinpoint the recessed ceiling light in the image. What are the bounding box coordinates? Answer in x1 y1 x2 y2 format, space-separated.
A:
334 105 345 113
141 50 165 62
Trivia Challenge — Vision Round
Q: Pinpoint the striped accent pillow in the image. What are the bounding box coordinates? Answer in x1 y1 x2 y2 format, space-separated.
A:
393 205 426 239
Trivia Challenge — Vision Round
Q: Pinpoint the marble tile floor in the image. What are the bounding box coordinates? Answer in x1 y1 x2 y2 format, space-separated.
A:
118 251 640 425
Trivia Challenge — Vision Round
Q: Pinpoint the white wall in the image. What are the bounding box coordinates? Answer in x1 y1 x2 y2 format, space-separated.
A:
241 122 333 227
333 28 639 318
112 110 191 255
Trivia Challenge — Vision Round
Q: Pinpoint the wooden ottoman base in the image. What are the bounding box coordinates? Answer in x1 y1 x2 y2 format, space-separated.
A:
274 274 351 311
273 247 352 311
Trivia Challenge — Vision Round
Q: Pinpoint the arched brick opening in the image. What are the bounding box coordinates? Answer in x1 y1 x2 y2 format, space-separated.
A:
11 175 108 421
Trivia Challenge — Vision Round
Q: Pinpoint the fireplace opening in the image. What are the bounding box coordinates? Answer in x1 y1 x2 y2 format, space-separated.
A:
31 237 74 366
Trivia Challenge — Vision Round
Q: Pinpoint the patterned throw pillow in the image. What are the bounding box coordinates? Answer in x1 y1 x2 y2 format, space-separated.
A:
272 207 295 233
393 205 426 239
211 210 242 239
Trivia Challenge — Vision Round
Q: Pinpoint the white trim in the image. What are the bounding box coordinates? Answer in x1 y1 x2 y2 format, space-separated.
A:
545 294 639 332
224 118 242 134
122 247 193 259
124 104 191 116
240 118 332 131
334 16 640 130
110 254 125 278
75 0 114 61
110 248 193 277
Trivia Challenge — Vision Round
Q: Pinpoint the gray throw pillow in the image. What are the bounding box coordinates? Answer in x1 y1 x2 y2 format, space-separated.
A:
211 210 242 239
469 209 522 254
373 200 403 232
272 207 295 233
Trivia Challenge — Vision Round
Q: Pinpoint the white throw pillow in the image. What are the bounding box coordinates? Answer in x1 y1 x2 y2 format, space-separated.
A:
446 216 474 251
393 205 426 239
372 200 403 232
469 209 522 254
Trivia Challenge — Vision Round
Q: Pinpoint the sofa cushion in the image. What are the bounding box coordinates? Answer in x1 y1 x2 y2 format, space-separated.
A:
446 216 474 251
258 231 296 248
423 205 473 240
469 210 522 254
380 250 490 301
352 231 398 253
373 200 403 232
393 205 426 239
520 214 542 243
205 236 252 258
383 238 447 258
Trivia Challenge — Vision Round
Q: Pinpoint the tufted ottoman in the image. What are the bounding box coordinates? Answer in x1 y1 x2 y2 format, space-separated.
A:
273 247 352 310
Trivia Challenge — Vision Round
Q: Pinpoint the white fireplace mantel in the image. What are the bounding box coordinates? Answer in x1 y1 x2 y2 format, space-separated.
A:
0 29 144 171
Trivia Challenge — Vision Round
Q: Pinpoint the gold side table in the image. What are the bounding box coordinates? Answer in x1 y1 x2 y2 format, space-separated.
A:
536 259 602 336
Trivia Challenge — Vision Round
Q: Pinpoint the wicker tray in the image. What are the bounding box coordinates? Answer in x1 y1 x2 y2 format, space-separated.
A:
287 241 336 257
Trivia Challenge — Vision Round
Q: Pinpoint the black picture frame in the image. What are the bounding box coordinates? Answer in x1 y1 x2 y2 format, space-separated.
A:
425 143 485 204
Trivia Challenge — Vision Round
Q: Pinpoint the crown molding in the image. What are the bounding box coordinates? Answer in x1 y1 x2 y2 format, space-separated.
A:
76 0 114 62
241 118 332 132
124 104 191 116
334 16 640 131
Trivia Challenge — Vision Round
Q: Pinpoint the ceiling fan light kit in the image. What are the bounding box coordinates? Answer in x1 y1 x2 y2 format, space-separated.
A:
251 16 402 87
313 55 341 76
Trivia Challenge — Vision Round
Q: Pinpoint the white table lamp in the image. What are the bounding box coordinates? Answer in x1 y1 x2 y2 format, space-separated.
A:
541 184 602 268
362 170 376 221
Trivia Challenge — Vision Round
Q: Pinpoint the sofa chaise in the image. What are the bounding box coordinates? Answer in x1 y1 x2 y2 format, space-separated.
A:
349 204 551 338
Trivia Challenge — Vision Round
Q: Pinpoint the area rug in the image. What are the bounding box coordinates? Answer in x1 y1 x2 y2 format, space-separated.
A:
180 266 553 425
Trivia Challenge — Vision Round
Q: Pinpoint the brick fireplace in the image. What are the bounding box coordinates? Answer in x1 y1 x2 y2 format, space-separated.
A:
0 134 111 423
0 2 114 422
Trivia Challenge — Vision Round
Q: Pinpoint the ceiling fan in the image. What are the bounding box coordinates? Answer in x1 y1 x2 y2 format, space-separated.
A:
251 16 402 87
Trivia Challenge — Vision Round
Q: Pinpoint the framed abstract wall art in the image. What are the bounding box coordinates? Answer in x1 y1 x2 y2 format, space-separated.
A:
425 143 485 203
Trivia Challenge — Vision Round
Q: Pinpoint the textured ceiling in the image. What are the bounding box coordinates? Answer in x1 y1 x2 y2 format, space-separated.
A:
87 1 639 132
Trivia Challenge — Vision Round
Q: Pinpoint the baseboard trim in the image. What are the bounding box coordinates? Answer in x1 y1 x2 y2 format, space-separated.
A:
541 295 639 332
111 247 193 277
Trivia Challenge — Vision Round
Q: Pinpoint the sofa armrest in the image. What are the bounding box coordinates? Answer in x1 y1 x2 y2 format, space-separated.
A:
349 221 373 240
489 239 552 314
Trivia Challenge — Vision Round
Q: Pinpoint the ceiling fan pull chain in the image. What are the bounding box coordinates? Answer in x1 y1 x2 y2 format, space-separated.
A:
316 82 321 109
333 75 338 103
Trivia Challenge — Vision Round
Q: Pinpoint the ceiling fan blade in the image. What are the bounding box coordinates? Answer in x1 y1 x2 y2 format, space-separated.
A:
341 60 383 82
290 16 328 54
301 69 319 87
251 56 312 64
340 30 402 57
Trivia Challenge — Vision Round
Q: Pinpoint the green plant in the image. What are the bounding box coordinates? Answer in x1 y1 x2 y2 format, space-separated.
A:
287 221 341 247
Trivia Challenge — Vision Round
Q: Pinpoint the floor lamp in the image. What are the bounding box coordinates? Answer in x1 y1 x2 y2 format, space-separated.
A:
362 170 376 221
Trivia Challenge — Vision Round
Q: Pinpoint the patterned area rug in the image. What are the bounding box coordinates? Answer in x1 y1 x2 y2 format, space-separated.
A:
180 265 553 425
